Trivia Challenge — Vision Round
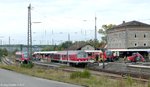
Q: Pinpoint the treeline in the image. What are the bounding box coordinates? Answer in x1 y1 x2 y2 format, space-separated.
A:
42 40 105 51
0 48 8 57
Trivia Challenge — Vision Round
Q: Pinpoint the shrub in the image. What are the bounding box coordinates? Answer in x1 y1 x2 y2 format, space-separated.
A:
20 61 34 68
37 69 44 73
70 71 82 79
148 80 150 87
81 70 91 78
126 76 134 86
70 69 91 79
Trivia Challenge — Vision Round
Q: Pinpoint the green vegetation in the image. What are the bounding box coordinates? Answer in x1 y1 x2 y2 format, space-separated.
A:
0 48 8 57
41 40 105 51
98 24 116 42
0 64 148 87
70 70 91 79
20 61 34 68
148 80 150 87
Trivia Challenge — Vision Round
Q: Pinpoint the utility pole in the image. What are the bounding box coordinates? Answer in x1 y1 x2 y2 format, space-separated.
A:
67 33 70 66
68 33 70 41
9 36 10 45
94 16 98 49
27 4 32 59
95 16 97 42
8 36 10 53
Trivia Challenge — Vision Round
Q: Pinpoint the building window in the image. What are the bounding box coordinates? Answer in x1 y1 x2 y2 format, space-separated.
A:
144 34 146 38
135 34 136 38
135 43 137 46
144 43 147 46
87 47 89 49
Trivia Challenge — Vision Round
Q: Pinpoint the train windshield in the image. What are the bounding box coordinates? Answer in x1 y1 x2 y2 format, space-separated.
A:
106 51 112 56
16 55 22 58
77 51 88 58
23 52 28 58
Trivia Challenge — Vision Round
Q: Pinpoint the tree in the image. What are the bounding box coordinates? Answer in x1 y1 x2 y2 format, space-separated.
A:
60 41 73 49
98 24 116 42
0 48 8 57
2 48 8 56
42 45 55 51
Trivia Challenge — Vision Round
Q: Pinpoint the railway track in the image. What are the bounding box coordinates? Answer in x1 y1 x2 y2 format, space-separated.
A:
33 62 149 82
1 57 13 65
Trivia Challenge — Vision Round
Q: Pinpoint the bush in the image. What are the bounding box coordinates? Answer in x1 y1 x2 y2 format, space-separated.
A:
70 71 82 79
70 69 91 79
148 80 150 87
20 61 34 68
81 70 91 78
126 76 134 86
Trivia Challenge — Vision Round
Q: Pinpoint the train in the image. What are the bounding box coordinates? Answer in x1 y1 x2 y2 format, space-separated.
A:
32 50 120 66
15 49 145 66
33 50 91 66
15 52 30 62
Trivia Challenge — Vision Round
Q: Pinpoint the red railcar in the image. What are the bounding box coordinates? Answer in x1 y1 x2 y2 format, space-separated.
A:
33 50 90 65
15 52 30 62
85 50 118 62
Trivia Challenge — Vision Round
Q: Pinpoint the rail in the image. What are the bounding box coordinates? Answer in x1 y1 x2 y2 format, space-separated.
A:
1 57 13 65
33 62 149 82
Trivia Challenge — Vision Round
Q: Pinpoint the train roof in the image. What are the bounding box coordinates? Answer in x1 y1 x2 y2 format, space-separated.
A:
84 50 102 53
16 51 27 55
109 49 150 52
54 51 79 55
33 50 102 55
33 51 58 54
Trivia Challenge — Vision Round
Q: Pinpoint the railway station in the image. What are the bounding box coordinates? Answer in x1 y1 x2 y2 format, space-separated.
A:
1 1 150 87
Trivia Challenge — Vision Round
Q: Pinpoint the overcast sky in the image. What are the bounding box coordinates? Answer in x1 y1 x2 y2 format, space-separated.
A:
0 0 150 45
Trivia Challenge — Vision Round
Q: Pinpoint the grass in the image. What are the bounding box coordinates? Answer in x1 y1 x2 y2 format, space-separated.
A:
0 64 148 87
70 69 91 79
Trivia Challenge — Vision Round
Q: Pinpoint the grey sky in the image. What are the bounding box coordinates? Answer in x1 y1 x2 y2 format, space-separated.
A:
0 0 150 45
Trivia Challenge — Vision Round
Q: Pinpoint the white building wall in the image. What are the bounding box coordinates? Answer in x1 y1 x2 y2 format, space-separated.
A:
127 28 150 48
107 30 126 49
107 27 150 49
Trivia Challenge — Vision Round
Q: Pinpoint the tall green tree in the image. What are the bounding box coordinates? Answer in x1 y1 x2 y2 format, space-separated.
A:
60 41 73 49
0 48 8 57
2 48 8 56
98 24 116 42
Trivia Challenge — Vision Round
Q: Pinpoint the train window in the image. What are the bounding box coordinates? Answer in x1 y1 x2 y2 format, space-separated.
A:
88 53 92 56
16 55 22 58
106 51 112 56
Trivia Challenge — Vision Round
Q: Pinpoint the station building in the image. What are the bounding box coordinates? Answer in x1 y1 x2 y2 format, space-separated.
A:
106 20 150 60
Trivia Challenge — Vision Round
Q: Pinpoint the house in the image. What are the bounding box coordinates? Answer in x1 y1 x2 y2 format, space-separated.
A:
67 42 95 50
106 20 150 60
107 20 150 49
